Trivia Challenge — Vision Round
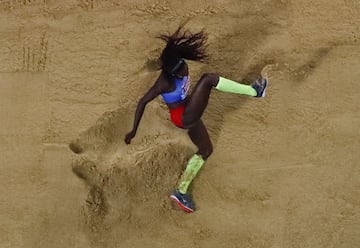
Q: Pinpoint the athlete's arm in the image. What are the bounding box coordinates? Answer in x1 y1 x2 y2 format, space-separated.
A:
124 78 165 144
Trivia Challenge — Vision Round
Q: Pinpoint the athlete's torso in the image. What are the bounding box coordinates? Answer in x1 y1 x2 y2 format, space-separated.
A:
161 76 190 104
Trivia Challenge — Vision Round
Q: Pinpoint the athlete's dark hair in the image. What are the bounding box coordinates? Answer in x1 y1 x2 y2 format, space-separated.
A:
158 25 208 74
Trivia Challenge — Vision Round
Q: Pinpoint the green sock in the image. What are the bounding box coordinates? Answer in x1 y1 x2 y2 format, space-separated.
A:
178 154 205 194
215 77 257 96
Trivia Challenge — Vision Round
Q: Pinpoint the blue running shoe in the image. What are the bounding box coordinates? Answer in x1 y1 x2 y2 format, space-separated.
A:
251 77 268 97
170 190 195 213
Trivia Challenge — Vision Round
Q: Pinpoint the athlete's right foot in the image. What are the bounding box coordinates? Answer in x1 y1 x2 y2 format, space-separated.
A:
170 190 196 213
251 77 268 97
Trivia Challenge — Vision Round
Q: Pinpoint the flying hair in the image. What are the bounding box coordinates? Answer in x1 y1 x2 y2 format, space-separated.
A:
158 24 208 69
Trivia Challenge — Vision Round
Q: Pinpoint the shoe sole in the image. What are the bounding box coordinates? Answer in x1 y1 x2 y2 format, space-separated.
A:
169 195 194 213
260 78 268 97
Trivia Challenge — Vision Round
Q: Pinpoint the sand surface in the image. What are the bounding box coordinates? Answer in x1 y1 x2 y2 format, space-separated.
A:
1 1 359 247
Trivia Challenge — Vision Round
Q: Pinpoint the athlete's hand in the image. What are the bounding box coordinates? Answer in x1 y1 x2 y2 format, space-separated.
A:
124 130 136 145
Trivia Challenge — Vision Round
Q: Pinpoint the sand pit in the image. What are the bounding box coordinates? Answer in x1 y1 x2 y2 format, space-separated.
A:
1 1 359 247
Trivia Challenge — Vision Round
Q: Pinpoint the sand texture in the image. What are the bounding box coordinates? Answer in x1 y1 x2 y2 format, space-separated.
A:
1 0 360 247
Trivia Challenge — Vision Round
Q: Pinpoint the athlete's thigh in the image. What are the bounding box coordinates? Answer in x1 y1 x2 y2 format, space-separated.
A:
183 74 218 126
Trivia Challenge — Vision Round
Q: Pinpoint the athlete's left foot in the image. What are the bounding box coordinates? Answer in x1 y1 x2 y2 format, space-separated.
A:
170 190 196 213
251 77 268 97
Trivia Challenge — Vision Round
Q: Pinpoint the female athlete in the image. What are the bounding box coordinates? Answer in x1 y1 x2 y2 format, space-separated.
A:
124 25 268 213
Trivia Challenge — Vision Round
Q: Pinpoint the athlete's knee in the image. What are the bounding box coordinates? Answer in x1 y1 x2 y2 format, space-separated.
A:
182 116 199 129
199 73 219 87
